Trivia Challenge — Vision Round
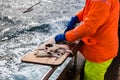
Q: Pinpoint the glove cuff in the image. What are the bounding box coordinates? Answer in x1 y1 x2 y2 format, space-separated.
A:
63 33 66 41
72 16 79 23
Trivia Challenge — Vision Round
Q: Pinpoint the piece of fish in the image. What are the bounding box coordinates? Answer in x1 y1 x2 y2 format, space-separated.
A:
34 50 51 57
34 43 72 58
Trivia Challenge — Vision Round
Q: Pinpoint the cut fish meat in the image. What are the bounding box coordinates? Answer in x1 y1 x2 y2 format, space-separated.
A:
34 43 72 58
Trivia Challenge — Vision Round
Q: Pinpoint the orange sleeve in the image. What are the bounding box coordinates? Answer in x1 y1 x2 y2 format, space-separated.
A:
75 8 84 21
66 1 111 42
119 2 120 21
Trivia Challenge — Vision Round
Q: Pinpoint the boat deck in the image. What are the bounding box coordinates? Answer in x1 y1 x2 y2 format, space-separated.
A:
118 67 120 80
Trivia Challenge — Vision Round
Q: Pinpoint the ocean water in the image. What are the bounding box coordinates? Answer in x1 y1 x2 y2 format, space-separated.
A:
0 0 85 80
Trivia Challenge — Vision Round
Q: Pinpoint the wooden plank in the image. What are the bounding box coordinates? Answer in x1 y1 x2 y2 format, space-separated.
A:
21 38 71 66
21 51 71 66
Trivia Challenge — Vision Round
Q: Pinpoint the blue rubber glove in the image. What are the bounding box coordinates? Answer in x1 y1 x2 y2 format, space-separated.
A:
64 16 79 33
55 33 66 43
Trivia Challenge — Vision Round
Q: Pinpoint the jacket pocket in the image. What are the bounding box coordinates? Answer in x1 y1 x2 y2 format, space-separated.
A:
82 37 97 45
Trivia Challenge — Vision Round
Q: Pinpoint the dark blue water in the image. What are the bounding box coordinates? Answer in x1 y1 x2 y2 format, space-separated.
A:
0 0 85 80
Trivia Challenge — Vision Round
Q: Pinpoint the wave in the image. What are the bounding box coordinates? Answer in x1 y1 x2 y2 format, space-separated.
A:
0 23 51 41
26 23 51 33
0 20 67 42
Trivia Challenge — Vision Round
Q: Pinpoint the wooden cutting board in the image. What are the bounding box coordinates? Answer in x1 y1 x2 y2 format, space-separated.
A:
21 38 71 66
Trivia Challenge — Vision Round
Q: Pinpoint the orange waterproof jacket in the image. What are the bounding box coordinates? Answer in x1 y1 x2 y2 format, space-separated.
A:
66 0 119 63
119 1 120 21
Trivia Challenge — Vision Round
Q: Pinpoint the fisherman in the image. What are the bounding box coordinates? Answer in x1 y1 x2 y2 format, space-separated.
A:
54 0 119 80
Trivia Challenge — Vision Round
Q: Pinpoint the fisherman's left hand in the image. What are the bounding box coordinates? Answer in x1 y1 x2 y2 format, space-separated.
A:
55 33 66 43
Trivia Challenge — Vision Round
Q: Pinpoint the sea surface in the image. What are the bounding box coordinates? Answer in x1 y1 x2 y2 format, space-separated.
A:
0 0 85 80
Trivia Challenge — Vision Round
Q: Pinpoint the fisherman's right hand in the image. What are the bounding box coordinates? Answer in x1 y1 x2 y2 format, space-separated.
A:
64 16 79 33
55 33 66 43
